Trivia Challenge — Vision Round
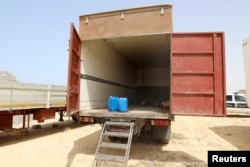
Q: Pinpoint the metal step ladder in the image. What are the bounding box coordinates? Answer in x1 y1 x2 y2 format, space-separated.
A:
92 121 134 167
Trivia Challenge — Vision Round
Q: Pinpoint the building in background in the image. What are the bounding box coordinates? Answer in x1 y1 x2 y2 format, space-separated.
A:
243 36 250 108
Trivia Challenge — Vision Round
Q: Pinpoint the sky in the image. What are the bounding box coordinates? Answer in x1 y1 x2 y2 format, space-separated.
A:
0 0 250 93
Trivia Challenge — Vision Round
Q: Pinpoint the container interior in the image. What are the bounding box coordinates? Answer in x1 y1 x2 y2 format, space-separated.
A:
80 33 171 110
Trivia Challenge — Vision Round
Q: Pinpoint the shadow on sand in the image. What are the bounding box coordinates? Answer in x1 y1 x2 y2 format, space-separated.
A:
67 129 205 167
210 125 250 150
0 120 85 147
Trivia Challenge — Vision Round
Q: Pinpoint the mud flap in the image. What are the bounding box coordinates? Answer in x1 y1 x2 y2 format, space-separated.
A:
153 125 171 144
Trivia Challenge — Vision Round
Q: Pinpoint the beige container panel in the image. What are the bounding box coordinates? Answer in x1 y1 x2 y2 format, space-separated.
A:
80 39 136 110
243 37 250 107
79 5 173 40
0 81 47 109
81 40 137 86
79 79 134 110
137 68 170 87
0 80 66 111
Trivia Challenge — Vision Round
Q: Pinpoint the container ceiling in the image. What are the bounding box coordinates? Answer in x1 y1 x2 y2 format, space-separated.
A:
104 33 171 68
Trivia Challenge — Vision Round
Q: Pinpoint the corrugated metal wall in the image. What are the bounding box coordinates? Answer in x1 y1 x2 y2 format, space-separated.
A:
171 33 226 116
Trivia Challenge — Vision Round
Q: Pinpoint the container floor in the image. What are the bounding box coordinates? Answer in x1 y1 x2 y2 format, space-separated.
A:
79 105 171 119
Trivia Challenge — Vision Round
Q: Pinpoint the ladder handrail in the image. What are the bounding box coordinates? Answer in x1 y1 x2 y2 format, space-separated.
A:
92 123 107 167
124 124 134 166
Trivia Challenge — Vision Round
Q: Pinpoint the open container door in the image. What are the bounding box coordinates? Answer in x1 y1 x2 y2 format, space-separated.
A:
66 23 81 115
170 32 226 116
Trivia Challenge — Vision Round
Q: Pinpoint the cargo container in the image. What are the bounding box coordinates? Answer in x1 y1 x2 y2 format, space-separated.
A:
243 36 250 108
66 4 226 145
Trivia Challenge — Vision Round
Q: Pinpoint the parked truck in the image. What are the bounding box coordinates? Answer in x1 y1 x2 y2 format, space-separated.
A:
243 36 250 108
0 71 66 135
66 4 226 144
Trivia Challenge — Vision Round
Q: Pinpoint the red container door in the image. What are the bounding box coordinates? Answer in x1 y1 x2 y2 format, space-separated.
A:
171 33 226 116
66 23 81 115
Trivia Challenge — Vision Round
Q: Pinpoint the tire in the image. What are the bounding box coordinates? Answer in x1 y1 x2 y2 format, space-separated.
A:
161 139 169 144
71 113 79 122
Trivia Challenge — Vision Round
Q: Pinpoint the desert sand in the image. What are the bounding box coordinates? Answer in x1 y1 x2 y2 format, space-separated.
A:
0 108 250 167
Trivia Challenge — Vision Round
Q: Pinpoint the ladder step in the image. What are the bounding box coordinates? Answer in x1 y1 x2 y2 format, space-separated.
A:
92 121 134 166
104 131 130 137
105 121 134 126
100 142 127 149
95 154 125 162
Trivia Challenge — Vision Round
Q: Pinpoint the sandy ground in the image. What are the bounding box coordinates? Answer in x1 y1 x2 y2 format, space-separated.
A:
0 108 250 167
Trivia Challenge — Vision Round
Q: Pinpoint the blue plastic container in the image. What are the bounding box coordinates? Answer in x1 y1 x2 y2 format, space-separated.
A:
108 96 119 112
119 97 128 112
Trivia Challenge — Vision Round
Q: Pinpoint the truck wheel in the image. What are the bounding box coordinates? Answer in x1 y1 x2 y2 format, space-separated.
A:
71 113 79 122
161 139 169 144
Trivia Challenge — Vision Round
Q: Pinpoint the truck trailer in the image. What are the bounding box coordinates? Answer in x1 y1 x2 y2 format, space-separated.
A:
0 71 66 135
66 4 226 166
